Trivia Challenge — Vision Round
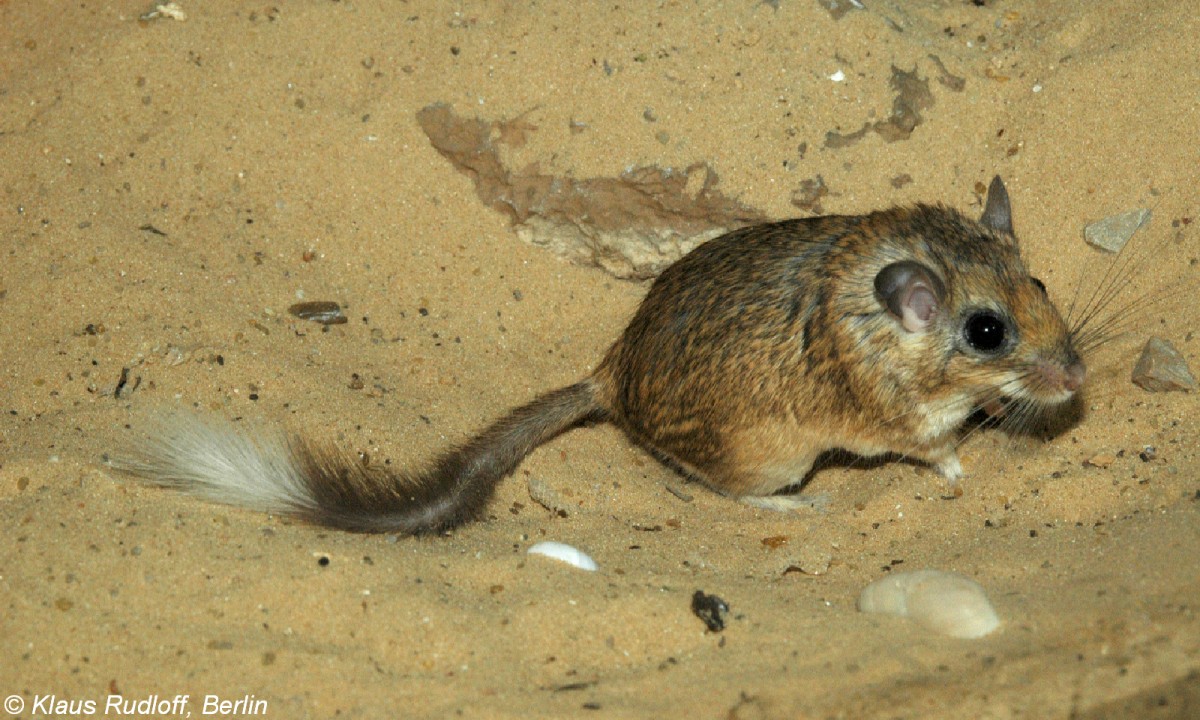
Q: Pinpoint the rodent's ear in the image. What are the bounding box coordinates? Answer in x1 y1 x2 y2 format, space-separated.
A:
874 261 946 333
980 175 1014 236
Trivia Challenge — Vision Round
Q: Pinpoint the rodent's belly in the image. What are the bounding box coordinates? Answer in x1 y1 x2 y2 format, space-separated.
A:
681 411 960 497
601 364 976 496
694 419 887 496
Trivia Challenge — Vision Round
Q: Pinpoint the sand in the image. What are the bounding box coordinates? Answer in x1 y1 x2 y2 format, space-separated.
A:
1 1 1198 717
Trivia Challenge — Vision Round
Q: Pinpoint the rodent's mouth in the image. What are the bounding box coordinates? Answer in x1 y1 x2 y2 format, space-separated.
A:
1036 358 1087 397
995 367 1083 407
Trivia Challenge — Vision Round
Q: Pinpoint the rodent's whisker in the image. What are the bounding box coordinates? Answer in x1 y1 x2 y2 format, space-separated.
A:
1068 218 1179 358
1072 281 1167 356
1068 214 1155 327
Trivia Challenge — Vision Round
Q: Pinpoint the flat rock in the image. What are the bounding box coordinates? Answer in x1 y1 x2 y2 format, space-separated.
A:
1084 208 1151 253
416 104 766 280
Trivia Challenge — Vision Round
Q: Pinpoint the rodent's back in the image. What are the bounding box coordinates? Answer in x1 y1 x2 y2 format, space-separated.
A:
593 214 857 478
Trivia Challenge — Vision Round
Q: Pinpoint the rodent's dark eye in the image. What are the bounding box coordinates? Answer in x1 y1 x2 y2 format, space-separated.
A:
1031 277 1047 293
964 311 1007 354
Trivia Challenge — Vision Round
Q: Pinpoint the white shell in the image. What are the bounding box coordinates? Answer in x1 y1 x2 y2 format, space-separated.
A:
526 541 598 571
857 570 1000 639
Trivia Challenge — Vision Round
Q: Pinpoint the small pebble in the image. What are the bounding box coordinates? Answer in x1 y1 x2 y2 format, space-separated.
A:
527 477 571 517
289 301 348 325
527 541 598 571
690 590 730 632
1131 337 1196 392
761 535 789 550
664 483 694 502
140 2 187 21
857 570 1000 639
1084 452 1116 469
784 547 832 576
1084 208 1151 253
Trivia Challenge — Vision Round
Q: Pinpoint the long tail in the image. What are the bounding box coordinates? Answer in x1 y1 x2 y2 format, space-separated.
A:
112 381 606 534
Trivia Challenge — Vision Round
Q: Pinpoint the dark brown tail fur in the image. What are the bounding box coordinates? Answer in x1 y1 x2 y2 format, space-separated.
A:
290 380 605 533
114 381 605 534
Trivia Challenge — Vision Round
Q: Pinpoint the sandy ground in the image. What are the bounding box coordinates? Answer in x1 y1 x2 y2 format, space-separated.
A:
2 1 1198 718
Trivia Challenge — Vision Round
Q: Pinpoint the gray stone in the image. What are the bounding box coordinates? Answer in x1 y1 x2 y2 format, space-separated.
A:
1084 208 1151 253
1131 337 1196 392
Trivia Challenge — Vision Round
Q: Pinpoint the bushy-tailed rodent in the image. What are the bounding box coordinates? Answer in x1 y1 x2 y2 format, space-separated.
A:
114 177 1085 533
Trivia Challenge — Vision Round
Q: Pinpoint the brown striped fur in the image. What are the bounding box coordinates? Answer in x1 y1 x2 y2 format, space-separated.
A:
591 177 1082 498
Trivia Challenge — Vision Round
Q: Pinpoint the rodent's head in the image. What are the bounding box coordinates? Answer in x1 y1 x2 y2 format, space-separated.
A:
871 177 1085 411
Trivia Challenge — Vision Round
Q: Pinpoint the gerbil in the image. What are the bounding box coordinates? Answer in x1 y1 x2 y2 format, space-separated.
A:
114 177 1086 533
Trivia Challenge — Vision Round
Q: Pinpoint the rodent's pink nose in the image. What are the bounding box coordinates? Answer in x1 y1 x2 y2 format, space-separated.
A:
1063 361 1086 392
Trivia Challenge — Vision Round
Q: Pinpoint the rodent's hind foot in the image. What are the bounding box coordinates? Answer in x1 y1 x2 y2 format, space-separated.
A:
931 451 965 498
933 452 963 482
739 492 830 513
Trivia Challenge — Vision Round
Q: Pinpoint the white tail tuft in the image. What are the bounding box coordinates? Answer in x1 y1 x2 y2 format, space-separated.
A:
112 413 317 515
